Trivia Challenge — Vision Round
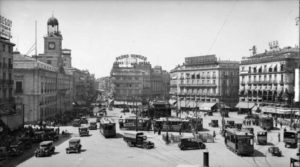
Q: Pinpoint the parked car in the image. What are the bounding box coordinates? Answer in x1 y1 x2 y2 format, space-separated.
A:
66 139 81 154
8 142 24 157
209 120 219 127
79 127 89 137
0 147 8 161
89 122 97 130
80 117 88 124
178 137 206 150
34 141 55 157
72 119 81 127
268 146 282 156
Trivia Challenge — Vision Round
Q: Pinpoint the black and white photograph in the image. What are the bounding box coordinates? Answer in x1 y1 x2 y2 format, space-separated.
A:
0 0 300 167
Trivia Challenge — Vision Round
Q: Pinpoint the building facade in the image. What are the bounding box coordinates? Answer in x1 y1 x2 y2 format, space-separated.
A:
13 16 73 123
170 55 239 111
0 15 23 130
110 54 170 103
236 45 300 114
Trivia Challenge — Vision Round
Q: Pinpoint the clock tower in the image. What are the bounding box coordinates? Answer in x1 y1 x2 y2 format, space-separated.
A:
43 15 63 67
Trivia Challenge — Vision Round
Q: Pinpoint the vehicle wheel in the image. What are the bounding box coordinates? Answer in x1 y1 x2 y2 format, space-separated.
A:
66 150 69 154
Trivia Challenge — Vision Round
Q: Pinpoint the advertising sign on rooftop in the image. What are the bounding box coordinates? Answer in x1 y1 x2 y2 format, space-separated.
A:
0 15 12 40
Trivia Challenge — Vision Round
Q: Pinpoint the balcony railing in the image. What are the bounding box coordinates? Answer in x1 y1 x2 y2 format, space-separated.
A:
179 83 217 87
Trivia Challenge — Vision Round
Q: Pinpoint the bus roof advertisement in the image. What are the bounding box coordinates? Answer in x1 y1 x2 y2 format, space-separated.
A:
0 15 12 40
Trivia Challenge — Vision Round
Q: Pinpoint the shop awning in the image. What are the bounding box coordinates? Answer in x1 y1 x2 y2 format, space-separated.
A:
235 102 255 109
199 103 217 111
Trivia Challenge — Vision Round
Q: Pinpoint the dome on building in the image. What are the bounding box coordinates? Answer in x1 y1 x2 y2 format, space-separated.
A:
47 16 59 26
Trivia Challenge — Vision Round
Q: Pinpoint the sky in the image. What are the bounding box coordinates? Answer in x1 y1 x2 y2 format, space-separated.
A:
0 0 298 78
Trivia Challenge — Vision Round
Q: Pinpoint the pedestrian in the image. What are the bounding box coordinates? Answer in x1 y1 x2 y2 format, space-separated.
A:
158 127 161 135
179 126 182 135
278 132 281 142
280 122 283 129
213 130 216 139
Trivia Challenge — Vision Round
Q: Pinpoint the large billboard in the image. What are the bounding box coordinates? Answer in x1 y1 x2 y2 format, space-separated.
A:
0 15 12 40
295 68 300 102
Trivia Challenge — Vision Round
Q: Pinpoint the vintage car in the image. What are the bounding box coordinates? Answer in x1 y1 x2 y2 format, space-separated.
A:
32 131 46 143
79 127 89 137
44 128 59 141
226 120 235 128
8 143 24 156
209 119 219 127
178 137 206 150
66 139 82 154
89 122 97 130
268 146 282 156
234 123 243 130
72 119 81 127
0 147 7 161
80 117 88 124
34 141 55 157
123 132 154 149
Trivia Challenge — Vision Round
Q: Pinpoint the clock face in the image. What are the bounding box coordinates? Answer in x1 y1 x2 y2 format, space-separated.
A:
48 42 55 50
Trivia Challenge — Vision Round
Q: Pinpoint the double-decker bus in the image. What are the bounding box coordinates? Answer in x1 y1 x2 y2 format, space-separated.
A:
99 117 116 138
119 116 151 131
259 116 273 130
154 117 194 132
225 128 254 156
147 101 171 118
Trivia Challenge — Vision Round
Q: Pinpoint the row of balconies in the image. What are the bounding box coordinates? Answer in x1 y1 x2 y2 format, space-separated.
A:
179 75 217 80
176 92 219 96
241 80 284 85
179 83 217 87
240 68 294 75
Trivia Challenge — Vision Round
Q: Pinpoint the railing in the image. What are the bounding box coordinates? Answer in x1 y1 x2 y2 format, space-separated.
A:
179 83 217 87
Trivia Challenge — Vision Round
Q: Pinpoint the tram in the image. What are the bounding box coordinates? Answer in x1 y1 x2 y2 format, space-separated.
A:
147 101 171 118
256 131 267 145
259 116 273 130
283 130 298 148
119 116 151 131
154 117 194 132
99 117 116 138
225 128 254 156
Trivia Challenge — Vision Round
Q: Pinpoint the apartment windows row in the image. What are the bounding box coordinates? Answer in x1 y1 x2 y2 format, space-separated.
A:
0 87 13 99
115 83 140 88
115 89 141 95
241 74 284 82
40 96 57 106
1 44 13 54
181 79 216 85
180 88 217 95
241 64 284 74
115 76 142 81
